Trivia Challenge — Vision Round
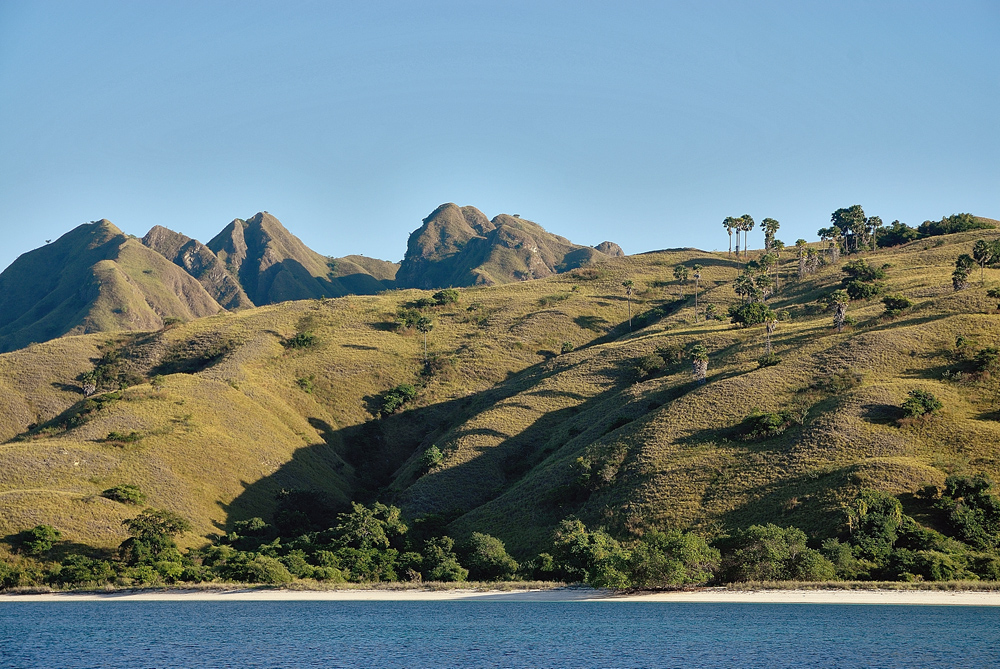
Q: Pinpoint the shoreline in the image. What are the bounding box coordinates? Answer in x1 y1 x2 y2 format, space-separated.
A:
4 585 1000 605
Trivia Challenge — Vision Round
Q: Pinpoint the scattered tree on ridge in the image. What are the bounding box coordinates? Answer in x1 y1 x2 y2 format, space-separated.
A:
622 279 634 330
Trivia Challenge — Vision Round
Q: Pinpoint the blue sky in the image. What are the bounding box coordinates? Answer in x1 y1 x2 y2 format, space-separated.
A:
1 1 997 271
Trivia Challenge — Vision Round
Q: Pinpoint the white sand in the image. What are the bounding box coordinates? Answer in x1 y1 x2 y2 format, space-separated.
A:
3 587 1000 605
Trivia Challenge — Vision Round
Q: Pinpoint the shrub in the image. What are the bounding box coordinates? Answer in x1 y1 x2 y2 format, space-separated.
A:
877 221 920 247
757 353 781 368
812 368 863 393
296 375 315 393
628 530 720 587
102 484 146 505
381 384 418 415
841 259 886 300
901 389 942 418
432 289 459 305
634 353 665 378
105 431 142 444
21 525 61 555
728 302 772 327
719 524 835 582
283 331 318 349
461 533 519 581
739 409 797 440
881 294 912 317
560 341 574 354
918 213 995 237
421 445 443 470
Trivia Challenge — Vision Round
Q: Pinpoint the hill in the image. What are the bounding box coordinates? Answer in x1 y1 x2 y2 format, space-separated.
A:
2 226 1000 563
395 203 616 289
0 221 224 353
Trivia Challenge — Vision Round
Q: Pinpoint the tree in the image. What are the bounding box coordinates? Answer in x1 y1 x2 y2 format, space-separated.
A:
21 525 61 555
690 343 709 384
972 240 999 285
461 533 519 581
739 214 755 259
830 205 866 254
723 217 737 257
416 316 433 360
877 220 920 248
119 509 190 566
901 389 942 418
622 279 634 330
866 215 884 251
764 308 778 356
795 239 808 278
830 289 849 333
953 254 975 291
720 524 835 582
761 218 780 251
422 536 468 582
628 529 720 587
842 258 887 300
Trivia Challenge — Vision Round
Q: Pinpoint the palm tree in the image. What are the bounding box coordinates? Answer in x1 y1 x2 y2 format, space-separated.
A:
740 214 756 260
723 217 737 258
763 308 778 356
795 239 808 279
622 280 634 330
692 264 702 322
761 218 780 252
831 290 849 333
771 240 784 292
416 316 433 360
973 240 993 285
690 343 709 384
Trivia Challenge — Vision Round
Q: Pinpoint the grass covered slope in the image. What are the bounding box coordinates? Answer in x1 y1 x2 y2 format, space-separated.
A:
0 221 223 353
1 229 999 561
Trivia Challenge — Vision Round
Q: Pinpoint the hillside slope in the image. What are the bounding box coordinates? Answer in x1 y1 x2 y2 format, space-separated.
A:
0 221 223 353
2 229 999 560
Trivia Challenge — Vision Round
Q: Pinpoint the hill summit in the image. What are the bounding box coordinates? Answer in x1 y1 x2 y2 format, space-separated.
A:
395 203 614 289
0 206 614 352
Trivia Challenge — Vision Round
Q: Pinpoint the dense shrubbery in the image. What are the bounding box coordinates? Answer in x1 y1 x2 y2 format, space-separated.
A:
841 259 887 300
8 479 1000 590
918 213 995 237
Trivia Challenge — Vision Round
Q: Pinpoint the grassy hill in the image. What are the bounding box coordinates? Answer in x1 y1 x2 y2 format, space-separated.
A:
2 228 999 563
0 221 223 353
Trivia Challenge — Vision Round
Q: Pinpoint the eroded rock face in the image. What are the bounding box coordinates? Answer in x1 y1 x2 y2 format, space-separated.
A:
594 241 625 257
396 204 605 289
143 226 253 310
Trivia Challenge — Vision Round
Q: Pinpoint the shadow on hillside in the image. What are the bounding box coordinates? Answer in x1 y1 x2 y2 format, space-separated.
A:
861 403 904 425
711 466 856 536
220 340 669 544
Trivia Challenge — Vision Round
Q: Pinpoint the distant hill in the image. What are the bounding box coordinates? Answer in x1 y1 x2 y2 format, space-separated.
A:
142 225 254 310
3 226 999 557
205 212 396 304
0 221 223 353
395 203 617 289
0 207 623 353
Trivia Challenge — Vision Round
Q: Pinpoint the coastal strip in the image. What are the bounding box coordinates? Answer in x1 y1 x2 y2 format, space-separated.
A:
3 587 1000 605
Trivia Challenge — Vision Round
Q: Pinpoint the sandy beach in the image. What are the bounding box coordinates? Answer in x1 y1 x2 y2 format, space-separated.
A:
3 586 1000 605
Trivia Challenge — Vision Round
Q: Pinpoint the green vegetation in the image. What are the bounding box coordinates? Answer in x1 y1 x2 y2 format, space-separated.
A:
3 205 1000 591
102 485 146 505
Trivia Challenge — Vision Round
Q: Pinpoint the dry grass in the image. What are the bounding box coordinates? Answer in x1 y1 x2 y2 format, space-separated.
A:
2 232 1000 559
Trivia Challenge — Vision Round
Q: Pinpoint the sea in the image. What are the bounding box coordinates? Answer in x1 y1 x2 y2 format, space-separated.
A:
1 601 998 668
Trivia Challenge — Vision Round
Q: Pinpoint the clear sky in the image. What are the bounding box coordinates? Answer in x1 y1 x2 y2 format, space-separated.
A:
1 1 997 272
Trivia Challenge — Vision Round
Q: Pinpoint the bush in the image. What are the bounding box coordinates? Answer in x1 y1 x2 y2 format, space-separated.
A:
381 384 418 415
634 353 665 378
812 368 863 393
739 409 797 440
105 431 142 444
283 331 318 349
20 525 61 555
102 484 146 505
881 294 913 317
728 302 773 327
757 353 781 368
842 259 886 300
421 445 443 469
901 389 943 418
719 524 835 582
432 289 459 305
877 221 920 247
628 530 720 587
918 213 995 237
461 533 519 581
560 341 574 354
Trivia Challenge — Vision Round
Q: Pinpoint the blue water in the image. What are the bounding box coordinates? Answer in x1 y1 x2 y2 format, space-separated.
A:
1 601 998 668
